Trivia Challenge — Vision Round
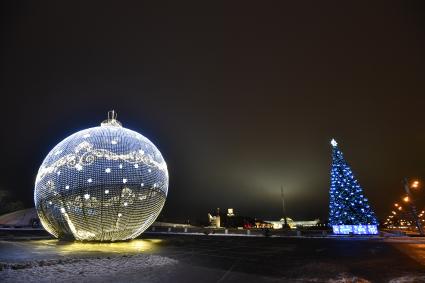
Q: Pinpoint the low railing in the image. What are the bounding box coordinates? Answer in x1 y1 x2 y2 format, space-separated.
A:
145 226 333 237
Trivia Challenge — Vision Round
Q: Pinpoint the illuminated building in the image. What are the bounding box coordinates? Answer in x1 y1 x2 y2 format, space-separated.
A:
265 218 320 229
34 111 169 241
208 208 221 228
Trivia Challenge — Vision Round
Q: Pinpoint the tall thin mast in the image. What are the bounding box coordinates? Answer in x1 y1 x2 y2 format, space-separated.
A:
281 185 288 228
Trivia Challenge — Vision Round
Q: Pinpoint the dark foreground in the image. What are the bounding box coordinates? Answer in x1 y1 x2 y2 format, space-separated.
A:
1 234 425 282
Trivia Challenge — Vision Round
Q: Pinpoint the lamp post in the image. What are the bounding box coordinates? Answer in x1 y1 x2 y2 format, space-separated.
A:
402 177 424 236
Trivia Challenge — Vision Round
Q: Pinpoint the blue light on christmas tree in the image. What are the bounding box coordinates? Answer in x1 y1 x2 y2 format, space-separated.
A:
329 139 378 235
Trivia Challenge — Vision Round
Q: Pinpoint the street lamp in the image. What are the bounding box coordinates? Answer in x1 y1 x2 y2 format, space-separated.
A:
412 180 420 189
402 177 424 236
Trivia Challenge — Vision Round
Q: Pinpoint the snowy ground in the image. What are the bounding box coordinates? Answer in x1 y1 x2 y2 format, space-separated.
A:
1 254 178 283
1 235 425 282
2 257 425 283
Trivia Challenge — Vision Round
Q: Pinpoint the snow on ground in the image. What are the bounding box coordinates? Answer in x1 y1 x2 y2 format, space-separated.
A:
388 276 425 283
0 254 178 283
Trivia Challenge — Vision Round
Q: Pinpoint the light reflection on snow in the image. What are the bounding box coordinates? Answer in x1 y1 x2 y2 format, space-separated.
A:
29 239 163 255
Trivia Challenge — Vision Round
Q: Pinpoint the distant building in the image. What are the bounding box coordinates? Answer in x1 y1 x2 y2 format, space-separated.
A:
292 219 320 228
208 208 221 228
208 213 221 228
255 220 273 229
0 208 39 228
207 208 263 229
266 218 320 229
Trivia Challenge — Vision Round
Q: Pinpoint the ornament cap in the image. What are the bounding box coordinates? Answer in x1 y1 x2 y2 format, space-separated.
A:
101 110 122 127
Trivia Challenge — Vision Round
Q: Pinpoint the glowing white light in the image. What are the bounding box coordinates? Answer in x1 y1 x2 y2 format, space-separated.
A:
34 112 169 241
328 138 377 230
111 140 118 145
332 225 378 235
57 171 61 176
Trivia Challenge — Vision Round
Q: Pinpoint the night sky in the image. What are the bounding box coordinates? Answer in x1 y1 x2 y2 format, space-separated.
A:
1 1 425 222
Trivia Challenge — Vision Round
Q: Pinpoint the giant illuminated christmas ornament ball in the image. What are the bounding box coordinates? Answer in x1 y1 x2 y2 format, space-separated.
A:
34 111 169 241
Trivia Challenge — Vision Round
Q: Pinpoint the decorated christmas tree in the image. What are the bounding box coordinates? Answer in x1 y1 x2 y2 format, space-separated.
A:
329 139 378 234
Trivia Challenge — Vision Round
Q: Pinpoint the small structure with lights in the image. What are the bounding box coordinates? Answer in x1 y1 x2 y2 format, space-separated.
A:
328 139 378 235
34 111 169 241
